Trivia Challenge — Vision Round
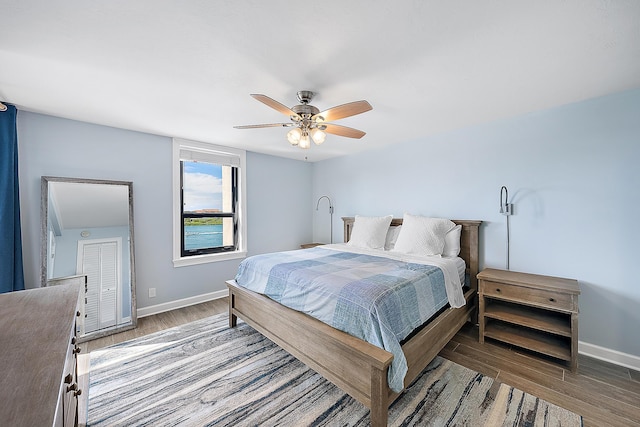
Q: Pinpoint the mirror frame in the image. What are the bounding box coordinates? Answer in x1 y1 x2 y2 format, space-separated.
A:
41 176 137 341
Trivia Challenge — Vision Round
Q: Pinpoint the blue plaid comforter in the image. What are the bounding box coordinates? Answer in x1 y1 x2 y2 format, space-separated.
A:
234 246 454 392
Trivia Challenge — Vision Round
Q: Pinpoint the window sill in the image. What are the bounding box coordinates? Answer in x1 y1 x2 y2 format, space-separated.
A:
172 250 247 267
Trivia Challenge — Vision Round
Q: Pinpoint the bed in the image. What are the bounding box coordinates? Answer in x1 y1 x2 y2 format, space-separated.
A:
227 216 481 427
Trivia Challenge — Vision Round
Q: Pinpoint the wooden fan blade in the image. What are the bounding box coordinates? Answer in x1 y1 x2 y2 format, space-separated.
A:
250 94 300 119
322 124 366 139
234 123 294 129
313 100 372 122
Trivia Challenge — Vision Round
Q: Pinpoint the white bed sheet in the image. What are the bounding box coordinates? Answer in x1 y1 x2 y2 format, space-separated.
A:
453 256 466 284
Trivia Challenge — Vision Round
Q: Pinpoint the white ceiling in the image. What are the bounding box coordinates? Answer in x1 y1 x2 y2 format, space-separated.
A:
49 181 129 230
2 1 639 162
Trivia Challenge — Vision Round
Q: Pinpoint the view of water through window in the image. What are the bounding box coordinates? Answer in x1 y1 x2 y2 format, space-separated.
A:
184 223 223 250
182 160 225 250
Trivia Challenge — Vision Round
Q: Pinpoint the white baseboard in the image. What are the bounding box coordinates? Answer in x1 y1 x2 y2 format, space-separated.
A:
137 290 228 318
579 341 640 372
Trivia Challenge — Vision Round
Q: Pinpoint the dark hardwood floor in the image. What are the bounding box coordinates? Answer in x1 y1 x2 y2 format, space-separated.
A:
444 323 640 427
81 299 640 426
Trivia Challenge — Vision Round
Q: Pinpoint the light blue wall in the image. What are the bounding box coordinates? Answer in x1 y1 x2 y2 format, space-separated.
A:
17 88 640 359
246 151 313 255
18 112 311 310
312 88 640 358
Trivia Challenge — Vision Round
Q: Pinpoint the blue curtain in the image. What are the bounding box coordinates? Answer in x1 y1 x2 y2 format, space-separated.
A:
0 104 25 293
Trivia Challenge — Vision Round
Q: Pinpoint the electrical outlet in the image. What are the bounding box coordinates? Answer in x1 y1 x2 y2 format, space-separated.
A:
149 288 156 298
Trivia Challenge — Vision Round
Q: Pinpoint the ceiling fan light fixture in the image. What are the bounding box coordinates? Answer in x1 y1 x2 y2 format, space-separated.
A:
287 127 302 145
311 128 326 145
299 132 311 149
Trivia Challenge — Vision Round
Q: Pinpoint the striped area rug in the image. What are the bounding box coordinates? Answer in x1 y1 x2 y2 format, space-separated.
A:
87 314 582 426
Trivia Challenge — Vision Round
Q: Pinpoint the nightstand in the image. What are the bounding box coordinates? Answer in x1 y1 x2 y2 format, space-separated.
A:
300 243 325 249
477 268 580 372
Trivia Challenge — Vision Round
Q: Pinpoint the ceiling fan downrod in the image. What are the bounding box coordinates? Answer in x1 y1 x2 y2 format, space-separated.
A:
296 90 314 104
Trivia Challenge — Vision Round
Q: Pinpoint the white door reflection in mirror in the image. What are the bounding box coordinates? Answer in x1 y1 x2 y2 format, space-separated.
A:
77 238 121 333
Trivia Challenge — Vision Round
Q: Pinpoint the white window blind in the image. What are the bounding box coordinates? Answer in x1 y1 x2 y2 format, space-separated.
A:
179 147 240 167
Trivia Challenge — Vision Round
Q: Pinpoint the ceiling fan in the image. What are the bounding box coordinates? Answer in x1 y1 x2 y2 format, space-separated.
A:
234 91 372 149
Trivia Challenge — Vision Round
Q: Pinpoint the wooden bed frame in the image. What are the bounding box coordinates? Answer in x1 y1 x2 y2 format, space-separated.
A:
227 217 481 427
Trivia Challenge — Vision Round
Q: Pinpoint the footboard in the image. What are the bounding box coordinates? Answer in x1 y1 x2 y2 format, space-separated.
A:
227 280 394 427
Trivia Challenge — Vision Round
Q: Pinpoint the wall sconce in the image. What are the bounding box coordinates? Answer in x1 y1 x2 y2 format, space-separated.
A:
316 195 334 244
500 186 513 216
499 186 513 270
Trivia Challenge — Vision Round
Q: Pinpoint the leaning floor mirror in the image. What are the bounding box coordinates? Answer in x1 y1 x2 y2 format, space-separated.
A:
41 176 137 342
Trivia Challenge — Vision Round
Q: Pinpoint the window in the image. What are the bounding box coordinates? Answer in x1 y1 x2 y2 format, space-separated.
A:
181 160 237 256
173 139 246 266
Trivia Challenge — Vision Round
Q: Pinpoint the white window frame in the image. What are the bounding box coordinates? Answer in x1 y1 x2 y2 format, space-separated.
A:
172 138 247 267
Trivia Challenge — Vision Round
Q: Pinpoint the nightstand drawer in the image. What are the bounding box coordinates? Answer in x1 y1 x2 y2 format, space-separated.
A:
481 280 575 312
300 243 324 249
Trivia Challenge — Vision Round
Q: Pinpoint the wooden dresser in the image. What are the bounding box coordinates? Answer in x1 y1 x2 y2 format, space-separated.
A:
0 283 82 426
48 275 87 337
477 268 580 372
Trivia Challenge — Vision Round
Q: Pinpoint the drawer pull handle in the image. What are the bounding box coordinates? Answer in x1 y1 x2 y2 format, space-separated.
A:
75 389 82 397
495 288 501 293
549 298 556 302
67 383 78 393
77 311 81 317
64 373 73 384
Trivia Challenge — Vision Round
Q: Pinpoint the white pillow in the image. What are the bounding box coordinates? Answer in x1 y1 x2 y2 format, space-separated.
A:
384 225 402 250
442 224 462 258
392 214 456 256
347 215 393 249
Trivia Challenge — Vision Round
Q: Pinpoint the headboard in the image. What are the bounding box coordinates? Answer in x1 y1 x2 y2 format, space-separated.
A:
341 217 482 290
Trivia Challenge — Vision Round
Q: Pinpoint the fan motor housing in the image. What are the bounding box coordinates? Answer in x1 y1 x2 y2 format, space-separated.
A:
292 104 320 116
